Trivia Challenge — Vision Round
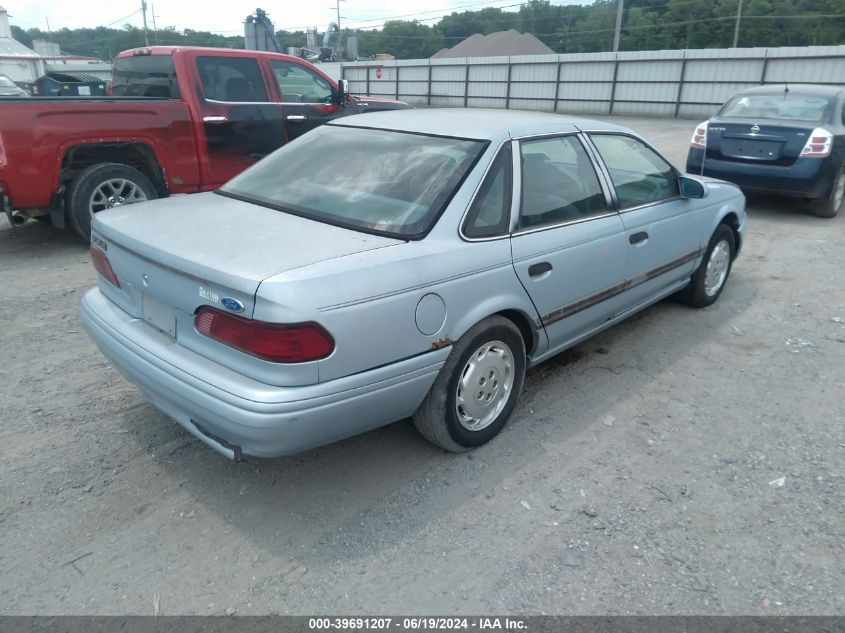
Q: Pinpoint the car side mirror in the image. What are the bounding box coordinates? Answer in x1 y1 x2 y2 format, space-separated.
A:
335 79 349 104
679 176 706 199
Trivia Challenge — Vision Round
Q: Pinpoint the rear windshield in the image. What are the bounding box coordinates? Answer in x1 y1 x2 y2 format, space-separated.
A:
0 75 16 88
719 93 835 122
112 55 180 98
218 125 487 239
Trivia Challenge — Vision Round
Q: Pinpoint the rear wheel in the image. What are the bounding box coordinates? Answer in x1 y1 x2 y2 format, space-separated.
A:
413 316 526 452
676 224 735 308
810 170 845 218
68 163 158 240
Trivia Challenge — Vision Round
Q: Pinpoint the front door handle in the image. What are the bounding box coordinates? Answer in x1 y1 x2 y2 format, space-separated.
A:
629 231 649 245
528 262 553 277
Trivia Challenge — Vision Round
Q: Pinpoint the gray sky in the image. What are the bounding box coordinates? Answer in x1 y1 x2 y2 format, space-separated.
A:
6 0 541 34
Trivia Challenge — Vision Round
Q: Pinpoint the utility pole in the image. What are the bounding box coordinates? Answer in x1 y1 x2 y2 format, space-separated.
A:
151 4 159 44
45 17 52 42
334 0 344 61
732 0 744 48
612 0 624 52
141 0 150 47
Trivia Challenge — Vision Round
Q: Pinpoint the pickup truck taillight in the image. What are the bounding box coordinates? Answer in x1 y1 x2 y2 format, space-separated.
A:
195 307 334 363
90 246 121 288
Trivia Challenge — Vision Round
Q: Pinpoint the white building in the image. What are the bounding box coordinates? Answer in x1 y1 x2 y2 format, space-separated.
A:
0 5 44 85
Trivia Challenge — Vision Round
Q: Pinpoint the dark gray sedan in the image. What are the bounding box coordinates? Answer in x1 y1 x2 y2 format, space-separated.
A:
687 84 845 218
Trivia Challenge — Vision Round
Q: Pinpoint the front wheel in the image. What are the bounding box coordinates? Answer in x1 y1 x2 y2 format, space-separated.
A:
413 316 526 452
68 163 158 240
810 170 844 218
676 224 735 308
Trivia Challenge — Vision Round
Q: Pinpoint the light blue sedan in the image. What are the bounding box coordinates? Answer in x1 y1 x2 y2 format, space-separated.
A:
81 109 746 459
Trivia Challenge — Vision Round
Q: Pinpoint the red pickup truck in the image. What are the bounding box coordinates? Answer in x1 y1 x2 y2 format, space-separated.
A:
0 46 408 239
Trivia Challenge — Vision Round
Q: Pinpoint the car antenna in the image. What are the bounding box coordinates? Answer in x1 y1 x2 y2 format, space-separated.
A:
784 83 789 97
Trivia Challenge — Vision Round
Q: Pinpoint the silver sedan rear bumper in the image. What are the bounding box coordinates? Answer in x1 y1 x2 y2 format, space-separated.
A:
81 288 448 459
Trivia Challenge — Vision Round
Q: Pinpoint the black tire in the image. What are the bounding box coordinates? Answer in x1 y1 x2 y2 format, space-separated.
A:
676 224 735 308
809 170 845 218
413 316 526 452
68 163 158 240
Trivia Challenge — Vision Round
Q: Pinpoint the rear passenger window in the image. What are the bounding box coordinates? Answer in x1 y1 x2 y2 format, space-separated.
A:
197 57 268 103
518 136 608 230
112 55 180 98
589 134 679 208
463 145 512 238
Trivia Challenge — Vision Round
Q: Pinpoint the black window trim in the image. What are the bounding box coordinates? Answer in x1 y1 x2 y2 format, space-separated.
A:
584 131 683 213
459 139 514 242
511 132 619 236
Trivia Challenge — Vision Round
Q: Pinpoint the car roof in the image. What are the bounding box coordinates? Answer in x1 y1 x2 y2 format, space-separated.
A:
733 83 845 99
331 108 632 141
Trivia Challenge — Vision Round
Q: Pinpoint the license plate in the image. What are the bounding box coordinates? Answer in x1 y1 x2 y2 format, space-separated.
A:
722 138 782 160
142 294 177 338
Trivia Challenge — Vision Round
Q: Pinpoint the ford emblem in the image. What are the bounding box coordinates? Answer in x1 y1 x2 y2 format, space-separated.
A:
221 297 245 313
750 124 760 133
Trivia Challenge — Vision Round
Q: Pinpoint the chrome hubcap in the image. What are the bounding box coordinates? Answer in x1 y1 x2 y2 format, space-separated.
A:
455 340 515 432
89 179 147 217
834 173 845 210
704 240 731 297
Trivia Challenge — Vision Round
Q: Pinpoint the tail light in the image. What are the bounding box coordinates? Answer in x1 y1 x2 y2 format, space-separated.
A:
90 246 120 288
195 307 334 363
690 120 708 149
800 128 833 158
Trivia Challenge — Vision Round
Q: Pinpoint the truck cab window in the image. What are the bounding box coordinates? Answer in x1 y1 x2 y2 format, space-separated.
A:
197 57 268 103
112 55 180 98
270 61 333 103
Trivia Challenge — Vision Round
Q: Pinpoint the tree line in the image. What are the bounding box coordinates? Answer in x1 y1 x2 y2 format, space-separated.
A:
10 0 845 61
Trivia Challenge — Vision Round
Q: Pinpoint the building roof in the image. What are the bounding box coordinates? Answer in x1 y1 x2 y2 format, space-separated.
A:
1 4 39 58
431 29 554 59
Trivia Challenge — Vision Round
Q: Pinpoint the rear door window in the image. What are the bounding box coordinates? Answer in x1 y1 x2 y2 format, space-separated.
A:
197 57 268 103
112 55 180 98
518 135 609 230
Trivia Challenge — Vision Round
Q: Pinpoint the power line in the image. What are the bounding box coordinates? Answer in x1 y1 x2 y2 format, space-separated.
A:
103 8 141 28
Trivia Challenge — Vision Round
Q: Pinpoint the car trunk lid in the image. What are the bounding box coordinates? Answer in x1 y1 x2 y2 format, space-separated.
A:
706 119 815 166
91 191 402 322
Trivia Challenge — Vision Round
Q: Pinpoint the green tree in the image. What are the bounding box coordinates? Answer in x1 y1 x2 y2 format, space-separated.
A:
10 25 33 48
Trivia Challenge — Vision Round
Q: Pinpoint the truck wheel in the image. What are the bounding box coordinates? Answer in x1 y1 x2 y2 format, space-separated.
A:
68 163 158 240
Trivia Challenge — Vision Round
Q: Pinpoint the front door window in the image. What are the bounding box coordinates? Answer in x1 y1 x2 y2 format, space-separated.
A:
270 61 333 103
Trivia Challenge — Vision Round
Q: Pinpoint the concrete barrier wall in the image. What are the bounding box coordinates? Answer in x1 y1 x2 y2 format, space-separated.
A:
341 46 845 119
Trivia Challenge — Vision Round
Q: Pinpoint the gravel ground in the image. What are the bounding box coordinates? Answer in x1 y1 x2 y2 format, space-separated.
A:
0 116 843 616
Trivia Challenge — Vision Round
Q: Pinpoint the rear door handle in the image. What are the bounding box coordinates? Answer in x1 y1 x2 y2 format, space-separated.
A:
286 115 307 121
528 262 553 277
629 231 649 245
202 115 228 124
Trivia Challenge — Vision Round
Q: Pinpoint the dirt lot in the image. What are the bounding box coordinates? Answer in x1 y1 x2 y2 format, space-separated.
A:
1 116 843 616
